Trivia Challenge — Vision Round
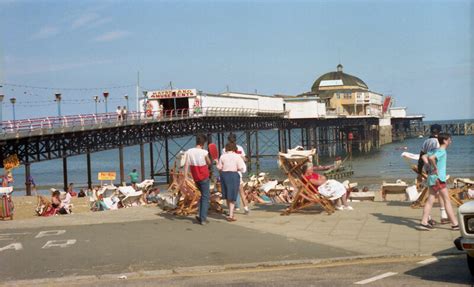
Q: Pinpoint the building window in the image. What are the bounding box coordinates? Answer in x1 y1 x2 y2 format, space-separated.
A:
336 93 340 99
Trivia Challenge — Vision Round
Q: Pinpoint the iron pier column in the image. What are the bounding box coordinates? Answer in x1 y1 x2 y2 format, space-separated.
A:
277 129 282 152
149 142 155 179
140 143 145 181
246 131 252 171
288 128 292 150
119 145 124 185
255 131 260 172
25 163 31 196
217 133 222 158
165 137 170 184
63 157 68 191
86 152 92 189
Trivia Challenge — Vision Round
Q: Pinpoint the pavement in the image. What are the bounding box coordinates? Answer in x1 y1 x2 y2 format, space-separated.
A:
0 194 464 285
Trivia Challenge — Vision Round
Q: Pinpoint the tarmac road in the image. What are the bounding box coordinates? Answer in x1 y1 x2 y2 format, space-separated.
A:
0 216 358 282
4 255 472 286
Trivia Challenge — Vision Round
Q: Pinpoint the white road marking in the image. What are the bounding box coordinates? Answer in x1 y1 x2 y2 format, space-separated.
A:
0 232 31 240
354 272 397 285
35 230 66 238
0 243 23 252
417 257 439 265
42 239 76 249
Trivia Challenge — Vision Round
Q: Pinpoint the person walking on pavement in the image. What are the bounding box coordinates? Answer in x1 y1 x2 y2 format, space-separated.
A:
183 134 212 225
224 133 250 214
417 124 449 225
418 133 459 231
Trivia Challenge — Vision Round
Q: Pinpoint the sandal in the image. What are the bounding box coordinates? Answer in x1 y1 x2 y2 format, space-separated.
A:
451 225 459 231
226 216 237 222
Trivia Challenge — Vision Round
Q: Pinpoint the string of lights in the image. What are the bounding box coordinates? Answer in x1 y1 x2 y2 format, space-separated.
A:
0 82 135 91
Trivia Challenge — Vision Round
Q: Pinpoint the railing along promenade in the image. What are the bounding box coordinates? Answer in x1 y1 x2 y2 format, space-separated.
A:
0 107 287 139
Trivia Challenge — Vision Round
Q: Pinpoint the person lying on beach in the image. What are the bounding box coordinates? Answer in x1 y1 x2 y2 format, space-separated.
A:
302 164 353 210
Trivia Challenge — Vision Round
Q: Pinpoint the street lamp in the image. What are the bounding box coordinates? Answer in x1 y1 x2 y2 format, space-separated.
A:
54 93 62 116
9 98 16 121
103 91 109 113
93 96 99 114
124 94 129 111
0 94 4 133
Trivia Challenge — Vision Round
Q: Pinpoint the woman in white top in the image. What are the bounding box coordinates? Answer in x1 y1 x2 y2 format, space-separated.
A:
217 142 246 221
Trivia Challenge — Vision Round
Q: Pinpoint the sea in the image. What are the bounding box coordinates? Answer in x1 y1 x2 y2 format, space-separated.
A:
8 120 474 195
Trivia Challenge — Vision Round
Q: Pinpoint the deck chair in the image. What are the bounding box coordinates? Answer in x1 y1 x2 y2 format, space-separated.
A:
452 178 474 206
381 180 408 201
118 186 143 207
170 172 201 215
278 152 335 215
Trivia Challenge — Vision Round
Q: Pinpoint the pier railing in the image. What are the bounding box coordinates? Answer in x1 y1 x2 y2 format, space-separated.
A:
0 107 287 135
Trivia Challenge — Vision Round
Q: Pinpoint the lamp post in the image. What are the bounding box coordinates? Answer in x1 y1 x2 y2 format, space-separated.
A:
124 95 129 111
55 93 62 116
9 98 16 121
0 94 4 133
103 91 109 113
93 96 99 114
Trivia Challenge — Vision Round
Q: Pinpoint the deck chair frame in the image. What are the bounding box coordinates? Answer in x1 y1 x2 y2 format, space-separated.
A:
279 153 335 216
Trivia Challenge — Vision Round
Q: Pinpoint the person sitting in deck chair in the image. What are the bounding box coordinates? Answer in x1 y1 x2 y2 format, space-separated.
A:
302 164 353 210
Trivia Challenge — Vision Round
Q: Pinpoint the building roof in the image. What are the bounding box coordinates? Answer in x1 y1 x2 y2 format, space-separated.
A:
310 64 369 95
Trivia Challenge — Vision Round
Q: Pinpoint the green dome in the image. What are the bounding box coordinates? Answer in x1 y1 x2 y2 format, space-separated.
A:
311 65 368 93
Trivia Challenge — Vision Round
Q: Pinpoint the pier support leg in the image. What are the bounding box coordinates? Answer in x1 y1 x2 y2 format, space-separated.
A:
217 133 223 158
119 145 124 186
140 143 145 181
255 131 260 172
246 131 252 171
25 163 31 196
288 129 292 150
165 137 170 184
149 142 155 180
63 157 68 191
86 152 92 189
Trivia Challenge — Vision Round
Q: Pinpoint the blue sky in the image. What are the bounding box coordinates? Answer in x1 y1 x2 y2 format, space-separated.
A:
0 0 472 121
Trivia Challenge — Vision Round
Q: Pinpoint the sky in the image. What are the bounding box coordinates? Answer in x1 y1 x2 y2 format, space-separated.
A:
0 0 472 121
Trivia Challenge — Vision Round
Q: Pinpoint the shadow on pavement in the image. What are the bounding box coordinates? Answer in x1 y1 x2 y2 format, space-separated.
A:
371 212 419 228
404 253 473 285
251 203 326 215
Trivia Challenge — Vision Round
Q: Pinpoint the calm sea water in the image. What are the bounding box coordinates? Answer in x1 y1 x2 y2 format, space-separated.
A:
8 131 474 195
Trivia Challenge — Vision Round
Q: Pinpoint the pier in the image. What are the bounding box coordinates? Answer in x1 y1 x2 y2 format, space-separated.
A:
0 108 382 195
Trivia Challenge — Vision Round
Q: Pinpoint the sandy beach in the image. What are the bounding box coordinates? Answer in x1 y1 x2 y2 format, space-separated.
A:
6 196 91 221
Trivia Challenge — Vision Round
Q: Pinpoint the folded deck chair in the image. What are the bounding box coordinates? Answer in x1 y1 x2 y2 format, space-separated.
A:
451 178 474 207
170 172 201 215
118 186 143 207
381 180 408 201
136 179 154 191
278 152 335 215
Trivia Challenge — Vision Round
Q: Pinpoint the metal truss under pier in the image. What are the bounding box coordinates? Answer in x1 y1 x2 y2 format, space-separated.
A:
0 113 380 195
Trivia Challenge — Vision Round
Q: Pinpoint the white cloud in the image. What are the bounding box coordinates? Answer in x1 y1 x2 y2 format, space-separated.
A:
31 26 60 40
4 56 112 76
71 13 100 29
94 30 130 42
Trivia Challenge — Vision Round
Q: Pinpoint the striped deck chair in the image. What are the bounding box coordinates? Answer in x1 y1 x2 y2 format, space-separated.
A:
278 153 335 216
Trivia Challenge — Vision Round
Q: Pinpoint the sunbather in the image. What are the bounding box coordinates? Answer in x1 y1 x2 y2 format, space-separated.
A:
302 164 353 210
